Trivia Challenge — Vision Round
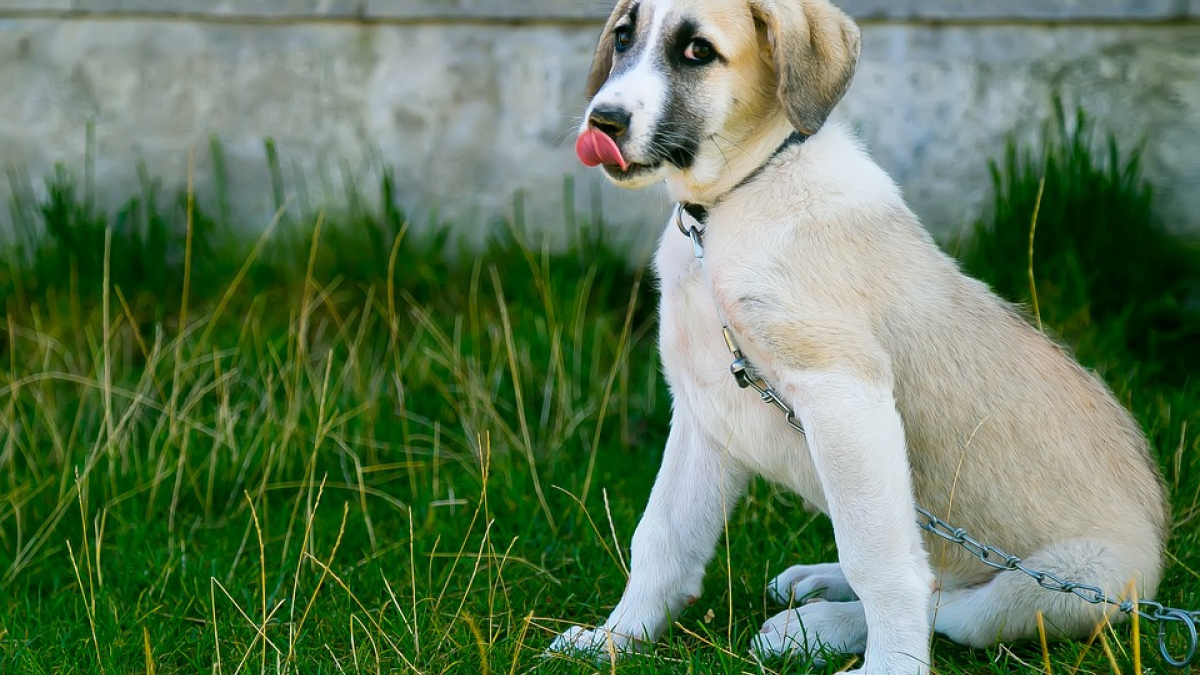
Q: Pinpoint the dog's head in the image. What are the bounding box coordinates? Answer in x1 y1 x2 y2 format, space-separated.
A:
576 0 861 191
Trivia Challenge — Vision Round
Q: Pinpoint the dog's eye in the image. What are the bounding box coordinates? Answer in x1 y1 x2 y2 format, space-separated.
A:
683 39 716 64
614 26 633 53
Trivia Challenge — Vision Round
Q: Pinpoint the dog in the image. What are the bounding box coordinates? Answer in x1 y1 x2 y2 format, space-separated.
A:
548 0 1169 672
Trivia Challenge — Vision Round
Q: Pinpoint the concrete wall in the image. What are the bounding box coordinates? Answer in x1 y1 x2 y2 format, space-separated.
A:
1 1 1199 248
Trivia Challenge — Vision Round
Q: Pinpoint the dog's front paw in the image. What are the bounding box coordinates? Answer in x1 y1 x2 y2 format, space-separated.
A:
767 562 857 605
547 625 640 661
751 601 868 662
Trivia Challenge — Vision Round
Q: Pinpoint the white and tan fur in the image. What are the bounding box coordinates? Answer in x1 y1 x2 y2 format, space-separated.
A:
549 0 1169 672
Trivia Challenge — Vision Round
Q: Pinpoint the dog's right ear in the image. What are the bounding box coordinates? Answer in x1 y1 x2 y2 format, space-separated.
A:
750 0 861 135
585 0 635 100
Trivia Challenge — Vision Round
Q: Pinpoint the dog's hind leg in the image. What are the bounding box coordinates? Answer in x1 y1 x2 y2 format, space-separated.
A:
930 538 1163 648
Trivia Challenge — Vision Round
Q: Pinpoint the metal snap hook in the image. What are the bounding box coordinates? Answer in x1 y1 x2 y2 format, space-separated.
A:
674 205 706 258
730 357 753 389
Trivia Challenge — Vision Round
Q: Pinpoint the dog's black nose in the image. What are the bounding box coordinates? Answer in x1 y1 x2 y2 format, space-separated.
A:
588 107 631 138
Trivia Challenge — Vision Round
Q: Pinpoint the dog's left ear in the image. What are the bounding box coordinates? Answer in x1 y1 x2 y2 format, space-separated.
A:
750 0 861 135
586 0 636 100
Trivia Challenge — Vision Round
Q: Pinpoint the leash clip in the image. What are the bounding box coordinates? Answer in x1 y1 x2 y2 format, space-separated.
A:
729 357 754 389
675 205 705 259
674 204 691 237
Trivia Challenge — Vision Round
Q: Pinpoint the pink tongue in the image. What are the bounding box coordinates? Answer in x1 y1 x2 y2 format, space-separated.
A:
575 128 629 170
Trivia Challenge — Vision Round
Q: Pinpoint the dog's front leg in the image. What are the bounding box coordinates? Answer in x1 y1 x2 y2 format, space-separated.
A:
549 406 748 659
755 368 933 675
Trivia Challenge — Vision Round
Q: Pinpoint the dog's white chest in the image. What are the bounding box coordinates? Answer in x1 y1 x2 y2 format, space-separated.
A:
654 229 827 511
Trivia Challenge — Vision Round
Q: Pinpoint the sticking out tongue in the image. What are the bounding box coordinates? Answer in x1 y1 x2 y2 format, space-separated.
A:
575 128 629 170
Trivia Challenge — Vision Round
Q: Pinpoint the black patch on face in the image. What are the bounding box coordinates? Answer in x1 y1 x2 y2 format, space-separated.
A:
666 20 699 69
668 19 727 69
643 16 717 171
649 84 701 170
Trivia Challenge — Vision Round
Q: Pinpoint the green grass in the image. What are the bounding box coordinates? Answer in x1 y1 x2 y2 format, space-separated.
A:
1 111 1198 674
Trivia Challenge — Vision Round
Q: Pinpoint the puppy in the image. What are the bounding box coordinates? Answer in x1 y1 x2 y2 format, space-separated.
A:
550 0 1169 672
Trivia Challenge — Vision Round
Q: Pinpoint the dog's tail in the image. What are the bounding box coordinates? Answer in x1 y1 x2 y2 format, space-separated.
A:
928 537 1163 647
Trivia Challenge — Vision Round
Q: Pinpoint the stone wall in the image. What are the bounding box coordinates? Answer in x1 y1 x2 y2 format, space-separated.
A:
1 1 1198 246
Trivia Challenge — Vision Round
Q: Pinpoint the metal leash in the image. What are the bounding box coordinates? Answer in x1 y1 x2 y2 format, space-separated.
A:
917 507 1199 667
676 205 1200 668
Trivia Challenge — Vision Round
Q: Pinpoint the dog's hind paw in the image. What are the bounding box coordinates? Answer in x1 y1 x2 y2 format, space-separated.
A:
546 625 642 661
751 601 867 661
767 562 858 605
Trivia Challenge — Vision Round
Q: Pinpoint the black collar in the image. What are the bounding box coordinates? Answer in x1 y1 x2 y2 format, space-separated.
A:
678 130 808 227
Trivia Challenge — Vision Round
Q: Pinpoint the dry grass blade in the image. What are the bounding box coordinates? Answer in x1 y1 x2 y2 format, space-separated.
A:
601 488 628 577
1068 599 1125 674
302 551 421 673
1129 582 1141 675
672 621 779 672
581 265 644 504
67 539 105 675
246 491 268 674
230 598 288 675
464 613 490 675
1037 610 1053 675
210 579 286 657
1028 173 1046 332
1099 631 1123 675
509 612 534 675
350 613 382 675
285 476 329 672
434 518 496 656
212 578 223 675
489 266 556 531
196 198 292 349
142 626 157 675
553 485 626 579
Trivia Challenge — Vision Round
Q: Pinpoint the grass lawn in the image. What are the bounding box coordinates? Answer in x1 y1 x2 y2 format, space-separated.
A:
1 108 1199 674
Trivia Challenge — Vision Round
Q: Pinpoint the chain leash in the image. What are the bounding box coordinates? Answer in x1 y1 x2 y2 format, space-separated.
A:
676 206 1199 668
916 506 1199 667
